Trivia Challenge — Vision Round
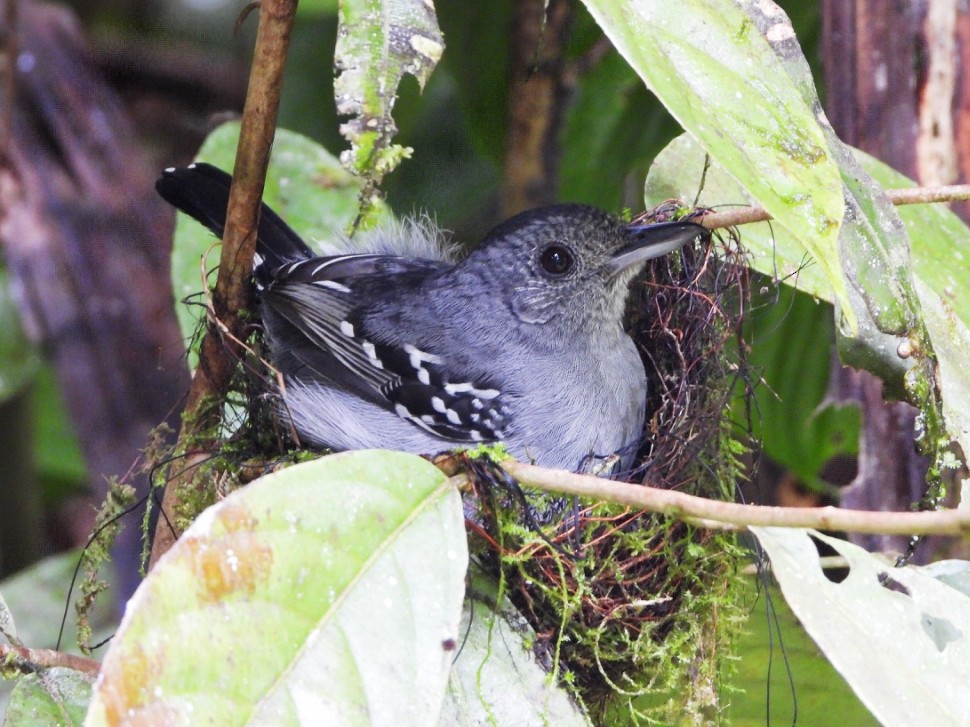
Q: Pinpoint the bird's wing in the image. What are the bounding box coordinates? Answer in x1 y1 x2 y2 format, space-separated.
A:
264 255 509 444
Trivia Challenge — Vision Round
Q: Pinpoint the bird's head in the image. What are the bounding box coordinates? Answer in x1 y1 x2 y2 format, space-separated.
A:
461 204 706 334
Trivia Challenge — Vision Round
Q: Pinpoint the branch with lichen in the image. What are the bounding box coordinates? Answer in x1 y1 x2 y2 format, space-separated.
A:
0 643 101 678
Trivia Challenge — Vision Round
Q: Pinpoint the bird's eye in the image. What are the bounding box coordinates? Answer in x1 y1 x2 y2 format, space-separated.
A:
538 244 575 276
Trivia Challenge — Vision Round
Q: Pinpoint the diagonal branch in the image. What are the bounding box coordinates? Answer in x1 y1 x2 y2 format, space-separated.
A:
148 0 298 569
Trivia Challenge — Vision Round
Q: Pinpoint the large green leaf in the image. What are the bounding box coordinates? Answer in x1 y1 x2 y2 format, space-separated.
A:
726 586 877 726
579 0 847 325
3 669 93 727
740 0 919 344
334 0 444 225
736 283 859 489
85 451 467 725
751 527 970 726
169 122 390 367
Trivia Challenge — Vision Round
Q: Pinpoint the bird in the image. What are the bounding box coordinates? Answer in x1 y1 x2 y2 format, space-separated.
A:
156 163 706 472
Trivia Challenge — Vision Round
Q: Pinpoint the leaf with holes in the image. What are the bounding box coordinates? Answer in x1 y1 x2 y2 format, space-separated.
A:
751 527 970 726
85 450 467 725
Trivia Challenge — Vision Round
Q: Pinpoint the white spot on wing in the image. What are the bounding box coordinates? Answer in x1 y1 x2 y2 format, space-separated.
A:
362 341 383 369
340 321 355 337
445 382 499 399
403 343 443 366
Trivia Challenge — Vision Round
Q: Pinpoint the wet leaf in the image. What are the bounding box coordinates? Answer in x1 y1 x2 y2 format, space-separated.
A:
85 451 467 725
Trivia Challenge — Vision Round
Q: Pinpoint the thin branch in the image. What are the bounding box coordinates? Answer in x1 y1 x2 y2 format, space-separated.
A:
0 643 101 677
149 0 298 570
500 460 970 536
698 183 970 230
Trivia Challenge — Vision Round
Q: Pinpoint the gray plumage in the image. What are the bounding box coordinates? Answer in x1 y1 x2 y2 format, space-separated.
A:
156 164 705 471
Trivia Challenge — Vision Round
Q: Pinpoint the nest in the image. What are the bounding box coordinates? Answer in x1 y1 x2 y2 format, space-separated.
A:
461 203 751 722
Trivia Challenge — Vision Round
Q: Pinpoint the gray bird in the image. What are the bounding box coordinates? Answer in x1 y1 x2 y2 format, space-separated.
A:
156 164 705 471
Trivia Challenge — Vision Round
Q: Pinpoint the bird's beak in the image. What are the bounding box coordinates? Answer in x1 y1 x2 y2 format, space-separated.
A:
611 220 707 273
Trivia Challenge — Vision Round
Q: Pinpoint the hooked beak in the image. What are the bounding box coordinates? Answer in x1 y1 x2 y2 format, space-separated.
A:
611 220 707 273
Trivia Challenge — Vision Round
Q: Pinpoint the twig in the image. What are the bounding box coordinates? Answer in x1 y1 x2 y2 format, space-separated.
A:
500 460 970 536
0 643 101 677
148 0 297 570
697 184 970 230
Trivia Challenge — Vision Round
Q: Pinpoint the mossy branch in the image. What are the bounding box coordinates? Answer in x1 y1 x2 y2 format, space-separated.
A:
0 643 101 678
697 183 970 230
500 460 970 536
149 0 297 569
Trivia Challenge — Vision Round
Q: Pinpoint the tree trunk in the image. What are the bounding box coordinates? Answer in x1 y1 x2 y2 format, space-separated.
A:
822 0 968 560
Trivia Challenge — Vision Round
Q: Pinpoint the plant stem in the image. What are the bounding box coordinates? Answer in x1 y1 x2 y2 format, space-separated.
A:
148 0 298 570
698 183 970 230
0 643 101 677
500 460 970 536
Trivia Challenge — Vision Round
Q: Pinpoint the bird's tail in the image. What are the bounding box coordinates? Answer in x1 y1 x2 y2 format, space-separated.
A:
155 163 314 282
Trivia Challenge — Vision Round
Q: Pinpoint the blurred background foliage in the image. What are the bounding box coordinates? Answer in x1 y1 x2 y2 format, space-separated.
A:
0 0 843 578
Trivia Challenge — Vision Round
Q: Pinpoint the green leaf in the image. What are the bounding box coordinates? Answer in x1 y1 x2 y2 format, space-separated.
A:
854 152 970 478
435 1 510 165
0 551 117 718
296 0 338 16
441 585 591 726
0 269 39 405
560 46 679 210
334 0 444 226
750 527 970 726
741 0 920 345
85 451 467 725
169 122 389 368
3 668 93 727
726 586 877 726
645 133 830 299
736 282 859 488
579 0 847 325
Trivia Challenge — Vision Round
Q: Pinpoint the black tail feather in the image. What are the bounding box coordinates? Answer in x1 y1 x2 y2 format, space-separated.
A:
155 163 314 278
